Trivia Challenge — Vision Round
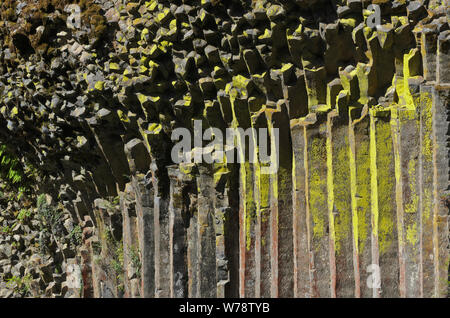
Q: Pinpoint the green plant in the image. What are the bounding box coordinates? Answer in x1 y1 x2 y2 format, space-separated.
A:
113 240 124 293
112 242 124 273
111 257 122 271
0 144 35 198
117 283 124 294
6 274 32 295
36 193 65 258
37 194 62 229
68 225 82 247
17 208 32 223
36 194 46 209
91 241 102 255
104 196 120 211
111 258 122 274
0 145 22 184
0 225 13 235
102 228 113 242
128 244 141 279
96 227 124 294
111 196 120 206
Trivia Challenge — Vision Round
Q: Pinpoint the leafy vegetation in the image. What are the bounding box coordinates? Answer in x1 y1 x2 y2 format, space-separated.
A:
128 244 141 279
5 274 32 295
0 145 25 195
0 144 37 199
112 241 124 293
17 208 32 223
68 225 82 247
37 194 62 230
97 228 125 295
104 196 120 211
0 225 13 235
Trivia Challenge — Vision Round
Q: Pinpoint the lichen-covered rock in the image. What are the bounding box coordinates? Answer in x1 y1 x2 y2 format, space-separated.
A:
0 0 448 298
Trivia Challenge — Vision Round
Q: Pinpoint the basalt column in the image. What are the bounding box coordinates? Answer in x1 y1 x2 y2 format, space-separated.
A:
0 0 448 300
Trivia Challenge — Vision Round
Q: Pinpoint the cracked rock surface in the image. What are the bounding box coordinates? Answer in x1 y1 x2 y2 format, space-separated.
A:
0 0 449 298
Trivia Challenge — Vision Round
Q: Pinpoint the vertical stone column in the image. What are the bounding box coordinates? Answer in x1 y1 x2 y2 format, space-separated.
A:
433 30 450 298
224 162 241 298
291 117 313 298
327 110 355 298
80 246 93 298
255 112 272 298
436 31 450 85
168 166 189 298
349 107 372 298
250 110 269 298
187 184 199 298
305 112 331 297
421 27 438 82
391 109 406 298
205 96 237 298
120 185 140 298
213 167 231 298
90 200 122 298
432 86 450 298
419 85 435 298
304 67 327 111
240 160 257 298
125 137 153 298
196 165 217 298
132 174 154 298
283 69 309 119
230 96 256 297
266 102 294 298
120 189 132 298
394 107 422 298
136 91 173 298
152 163 171 298
369 108 399 298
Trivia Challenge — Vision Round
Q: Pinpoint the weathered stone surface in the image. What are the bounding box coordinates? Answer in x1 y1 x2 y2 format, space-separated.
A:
0 0 448 299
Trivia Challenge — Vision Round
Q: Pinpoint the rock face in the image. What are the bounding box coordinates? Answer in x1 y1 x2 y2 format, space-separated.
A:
0 0 449 298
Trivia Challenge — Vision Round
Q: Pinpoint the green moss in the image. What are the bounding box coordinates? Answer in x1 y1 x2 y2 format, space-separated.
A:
17 208 32 223
332 135 352 254
375 118 395 254
405 158 419 214
309 136 327 239
356 139 371 253
260 170 270 209
406 222 418 246
128 244 142 279
0 144 34 196
243 162 256 251
5 274 32 296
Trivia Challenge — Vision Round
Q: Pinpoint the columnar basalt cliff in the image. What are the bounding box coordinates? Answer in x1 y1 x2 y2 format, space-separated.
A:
0 0 448 298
